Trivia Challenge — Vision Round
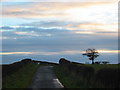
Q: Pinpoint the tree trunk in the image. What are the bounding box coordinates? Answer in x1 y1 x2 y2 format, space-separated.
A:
92 59 94 64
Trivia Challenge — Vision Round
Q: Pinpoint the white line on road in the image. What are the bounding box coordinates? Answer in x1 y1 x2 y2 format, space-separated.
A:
53 79 64 88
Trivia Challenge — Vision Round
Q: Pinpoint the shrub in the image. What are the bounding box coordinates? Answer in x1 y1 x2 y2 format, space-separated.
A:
95 68 120 88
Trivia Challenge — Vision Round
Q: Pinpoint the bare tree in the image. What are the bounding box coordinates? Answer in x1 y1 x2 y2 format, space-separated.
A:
83 48 99 64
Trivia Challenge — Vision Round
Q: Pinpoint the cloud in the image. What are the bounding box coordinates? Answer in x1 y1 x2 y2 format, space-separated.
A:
1 52 33 55
1 50 83 55
14 31 40 37
1 23 117 41
2 2 116 20
75 23 117 32
1 0 118 2
0 36 17 40
3 26 69 36
98 49 119 54
14 31 52 37
2 29 118 53
2 1 117 36
1 1 118 64
1 21 118 34
21 21 118 36
1 0 33 2
1 49 119 56
2 25 118 64
74 31 95 34
0 26 14 29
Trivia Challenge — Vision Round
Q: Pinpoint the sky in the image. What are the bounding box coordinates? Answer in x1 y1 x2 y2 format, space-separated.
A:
0 0 119 64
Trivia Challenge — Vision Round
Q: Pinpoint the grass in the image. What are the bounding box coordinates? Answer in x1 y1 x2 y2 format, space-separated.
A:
54 65 88 88
84 64 120 72
2 63 40 88
54 64 119 88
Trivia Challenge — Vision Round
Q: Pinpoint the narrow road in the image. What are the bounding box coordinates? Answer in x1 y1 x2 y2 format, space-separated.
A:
29 66 64 88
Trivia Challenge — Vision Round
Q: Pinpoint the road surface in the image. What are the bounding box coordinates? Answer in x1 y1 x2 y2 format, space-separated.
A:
29 66 64 88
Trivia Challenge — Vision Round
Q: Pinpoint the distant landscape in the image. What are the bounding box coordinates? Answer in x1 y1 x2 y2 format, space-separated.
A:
2 58 120 88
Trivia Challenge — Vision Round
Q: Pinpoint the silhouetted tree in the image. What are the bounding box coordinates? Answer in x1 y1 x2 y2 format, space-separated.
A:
102 61 109 64
83 48 99 64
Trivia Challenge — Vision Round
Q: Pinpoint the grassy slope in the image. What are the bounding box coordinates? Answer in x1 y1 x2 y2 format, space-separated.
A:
54 65 86 88
3 63 40 88
85 64 120 72
54 64 119 88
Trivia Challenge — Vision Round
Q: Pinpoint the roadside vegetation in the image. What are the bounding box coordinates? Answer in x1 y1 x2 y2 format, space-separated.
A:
54 58 120 88
85 64 119 72
3 63 40 88
54 65 88 88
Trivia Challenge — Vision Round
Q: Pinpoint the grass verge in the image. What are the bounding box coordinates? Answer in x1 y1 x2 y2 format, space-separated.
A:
84 64 120 72
54 65 87 88
54 64 119 88
2 63 40 88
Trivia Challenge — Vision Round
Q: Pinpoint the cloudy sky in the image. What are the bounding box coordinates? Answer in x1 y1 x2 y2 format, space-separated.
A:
0 0 119 64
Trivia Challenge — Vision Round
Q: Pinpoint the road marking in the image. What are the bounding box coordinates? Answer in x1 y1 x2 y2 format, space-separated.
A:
53 79 64 88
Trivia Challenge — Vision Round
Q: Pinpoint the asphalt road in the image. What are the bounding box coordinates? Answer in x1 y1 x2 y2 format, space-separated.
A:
29 66 64 88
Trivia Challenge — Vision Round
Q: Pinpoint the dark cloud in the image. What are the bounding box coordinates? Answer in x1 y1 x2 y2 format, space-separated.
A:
21 21 69 27
0 26 14 30
2 26 117 53
96 31 118 33
2 22 118 64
